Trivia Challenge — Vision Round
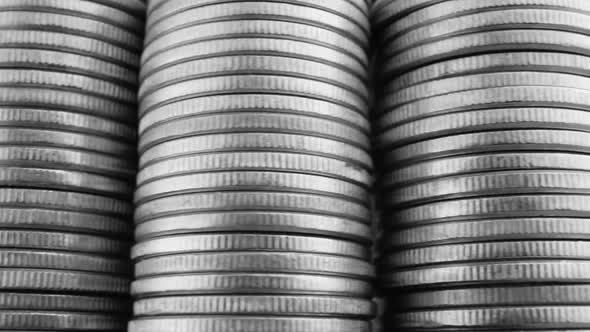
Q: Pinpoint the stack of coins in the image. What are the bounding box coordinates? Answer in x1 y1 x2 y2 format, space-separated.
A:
131 1 376 332
0 1 143 330
373 0 590 330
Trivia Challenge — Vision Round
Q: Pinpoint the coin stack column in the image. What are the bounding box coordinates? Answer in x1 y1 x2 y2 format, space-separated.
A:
0 1 144 330
130 1 375 332
373 0 590 330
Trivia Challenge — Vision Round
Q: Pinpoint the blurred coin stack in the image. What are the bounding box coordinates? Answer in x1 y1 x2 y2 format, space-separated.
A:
373 0 590 330
130 1 376 332
0 0 144 330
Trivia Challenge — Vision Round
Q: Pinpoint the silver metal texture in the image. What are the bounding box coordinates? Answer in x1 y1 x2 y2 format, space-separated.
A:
0 1 143 330
133 295 375 317
131 234 370 260
373 0 590 330
129 316 370 332
130 1 373 330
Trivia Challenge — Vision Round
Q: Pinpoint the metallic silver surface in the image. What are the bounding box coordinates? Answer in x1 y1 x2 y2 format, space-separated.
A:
395 306 590 329
134 252 374 278
129 316 370 332
134 295 375 317
140 37 368 81
0 1 142 329
138 94 370 135
131 273 372 297
130 1 373 330
136 152 371 187
144 2 369 46
374 0 590 330
0 293 129 312
0 311 127 330
131 234 370 260
402 285 590 308
134 211 373 243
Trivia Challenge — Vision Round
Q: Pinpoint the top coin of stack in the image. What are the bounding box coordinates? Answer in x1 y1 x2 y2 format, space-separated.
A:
130 1 376 331
373 0 590 330
0 0 144 331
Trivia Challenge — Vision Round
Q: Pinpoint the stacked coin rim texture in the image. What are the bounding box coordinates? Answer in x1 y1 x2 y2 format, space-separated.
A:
373 0 590 330
0 0 144 330
130 1 376 332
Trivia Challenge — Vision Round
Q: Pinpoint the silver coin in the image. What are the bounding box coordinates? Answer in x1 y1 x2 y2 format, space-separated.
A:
386 217 590 249
134 171 368 205
0 0 139 327
0 188 131 217
385 29 590 74
0 310 126 330
0 107 135 141
139 55 368 101
129 316 370 332
132 273 372 297
383 72 590 110
0 30 139 67
395 306 590 329
140 37 367 81
390 194 590 227
386 8 590 54
387 0 590 40
139 133 371 171
0 128 134 158
0 269 129 293
378 107 590 149
384 240 590 268
144 2 368 47
387 170 590 206
383 260 590 288
133 0 374 326
377 85 590 131
0 206 132 235
0 0 144 31
372 0 444 27
147 0 369 19
141 20 366 67
133 295 374 317
134 252 374 279
134 211 372 243
383 129 590 167
402 285 590 308
131 233 369 260
0 292 129 312
139 75 366 118
0 146 135 178
390 52 590 90
0 249 129 274
374 0 590 329
0 166 131 196
0 230 129 255
146 0 369 38
89 0 146 17
138 112 369 153
136 152 371 187
0 48 137 85
0 68 136 103
0 88 135 124
138 94 369 135
134 191 370 225
0 11 142 50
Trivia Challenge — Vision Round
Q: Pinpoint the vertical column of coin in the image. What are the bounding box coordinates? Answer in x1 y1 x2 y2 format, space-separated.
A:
0 0 143 330
374 0 590 330
130 1 376 332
